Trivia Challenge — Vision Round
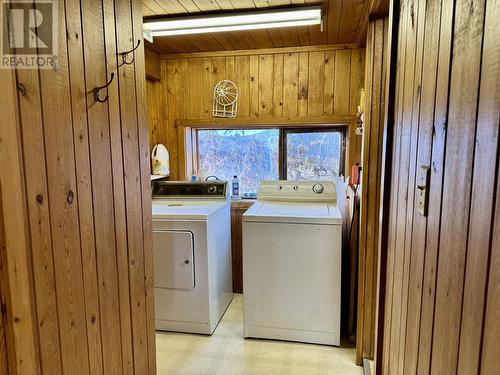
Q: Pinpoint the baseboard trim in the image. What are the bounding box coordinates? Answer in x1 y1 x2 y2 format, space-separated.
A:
363 358 372 375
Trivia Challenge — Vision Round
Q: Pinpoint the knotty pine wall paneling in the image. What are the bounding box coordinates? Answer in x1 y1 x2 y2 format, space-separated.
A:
0 0 155 374
0 62 40 375
134 0 158 369
146 46 365 180
104 0 134 372
146 49 162 151
145 47 161 81
356 16 388 366
379 0 499 373
147 79 162 150
0 226 7 375
0 182 16 375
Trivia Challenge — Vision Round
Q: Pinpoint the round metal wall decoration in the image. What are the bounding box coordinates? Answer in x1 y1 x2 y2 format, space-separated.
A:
213 80 238 118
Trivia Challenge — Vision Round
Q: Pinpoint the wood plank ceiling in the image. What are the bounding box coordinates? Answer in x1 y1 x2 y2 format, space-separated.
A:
143 0 383 54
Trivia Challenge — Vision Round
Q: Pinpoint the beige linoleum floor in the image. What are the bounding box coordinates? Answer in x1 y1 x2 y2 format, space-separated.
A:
156 294 362 375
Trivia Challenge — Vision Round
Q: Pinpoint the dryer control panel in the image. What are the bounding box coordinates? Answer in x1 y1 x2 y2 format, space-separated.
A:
153 181 228 199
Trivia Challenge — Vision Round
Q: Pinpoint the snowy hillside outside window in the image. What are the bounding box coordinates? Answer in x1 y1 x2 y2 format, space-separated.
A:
197 127 345 196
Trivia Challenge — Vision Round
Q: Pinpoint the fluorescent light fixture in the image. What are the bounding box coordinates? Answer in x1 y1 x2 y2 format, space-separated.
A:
143 6 322 39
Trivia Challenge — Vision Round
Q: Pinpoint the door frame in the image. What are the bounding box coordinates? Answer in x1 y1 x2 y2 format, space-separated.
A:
373 0 401 372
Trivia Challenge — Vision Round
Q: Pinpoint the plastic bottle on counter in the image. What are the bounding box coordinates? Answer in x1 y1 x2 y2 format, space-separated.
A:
231 175 240 200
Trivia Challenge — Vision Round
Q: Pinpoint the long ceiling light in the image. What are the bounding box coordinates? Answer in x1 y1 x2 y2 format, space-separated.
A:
143 6 322 41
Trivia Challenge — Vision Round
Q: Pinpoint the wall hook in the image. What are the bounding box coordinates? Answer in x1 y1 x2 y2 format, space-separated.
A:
119 39 141 66
93 72 114 103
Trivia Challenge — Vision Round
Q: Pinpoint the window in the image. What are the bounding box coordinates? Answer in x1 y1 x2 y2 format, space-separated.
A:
284 129 344 181
197 129 279 195
196 127 345 196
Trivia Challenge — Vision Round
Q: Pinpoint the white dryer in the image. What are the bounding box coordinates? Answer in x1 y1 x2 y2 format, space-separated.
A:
152 181 232 334
243 180 342 346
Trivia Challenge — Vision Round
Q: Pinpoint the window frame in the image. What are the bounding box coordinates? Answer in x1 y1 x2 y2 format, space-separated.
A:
193 124 347 194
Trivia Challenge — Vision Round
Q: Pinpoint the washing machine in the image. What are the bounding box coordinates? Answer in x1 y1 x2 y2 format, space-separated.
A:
243 180 342 346
152 181 232 334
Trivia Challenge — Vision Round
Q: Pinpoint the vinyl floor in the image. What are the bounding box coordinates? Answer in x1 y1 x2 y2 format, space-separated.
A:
156 294 362 375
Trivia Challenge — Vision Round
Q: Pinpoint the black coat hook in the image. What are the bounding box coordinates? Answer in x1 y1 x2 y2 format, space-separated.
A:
119 39 141 66
93 72 114 103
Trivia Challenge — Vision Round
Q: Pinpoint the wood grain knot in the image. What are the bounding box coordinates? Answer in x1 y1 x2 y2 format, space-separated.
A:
67 191 74 204
36 195 44 204
299 88 308 100
16 83 27 96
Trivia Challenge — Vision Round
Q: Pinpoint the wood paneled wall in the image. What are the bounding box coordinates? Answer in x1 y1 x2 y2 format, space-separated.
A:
146 46 365 180
0 300 7 375
0 184 12 375
0 35 39 375
145 48 161 81
380 0 499 373
146 49 162 151
356 17 388 365
147 79 162 150
0 0 155 374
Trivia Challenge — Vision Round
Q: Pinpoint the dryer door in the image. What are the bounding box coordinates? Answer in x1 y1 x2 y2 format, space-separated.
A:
153 230 195 290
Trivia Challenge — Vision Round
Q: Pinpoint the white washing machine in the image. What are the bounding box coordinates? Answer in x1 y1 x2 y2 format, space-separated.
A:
152 181 232 334
243 180 342 346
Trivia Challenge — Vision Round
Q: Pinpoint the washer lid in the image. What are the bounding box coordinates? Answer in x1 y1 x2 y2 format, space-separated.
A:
243 201 342 225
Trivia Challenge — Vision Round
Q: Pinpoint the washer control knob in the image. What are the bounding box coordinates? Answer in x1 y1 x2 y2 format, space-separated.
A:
278 185 283 191
312 183 324 194
208 185 217 194
293 185 299 191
